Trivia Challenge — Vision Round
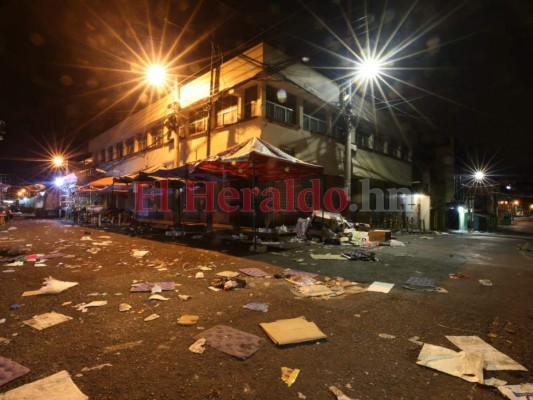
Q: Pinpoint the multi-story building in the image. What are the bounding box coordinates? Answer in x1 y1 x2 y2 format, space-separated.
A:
87 43 419 228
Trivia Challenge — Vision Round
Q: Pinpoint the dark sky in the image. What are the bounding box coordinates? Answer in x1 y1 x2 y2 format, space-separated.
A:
0 0 531 187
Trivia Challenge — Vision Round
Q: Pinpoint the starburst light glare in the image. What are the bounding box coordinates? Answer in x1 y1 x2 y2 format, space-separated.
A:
146 65 167 87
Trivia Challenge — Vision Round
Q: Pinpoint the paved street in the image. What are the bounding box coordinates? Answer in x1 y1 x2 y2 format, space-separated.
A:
0 219 531 399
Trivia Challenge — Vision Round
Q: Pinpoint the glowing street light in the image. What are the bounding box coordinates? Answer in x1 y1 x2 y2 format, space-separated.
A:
52 156 64 167
354 57 384 82
54 177 65 187
474 171 485 181
146 65 167 87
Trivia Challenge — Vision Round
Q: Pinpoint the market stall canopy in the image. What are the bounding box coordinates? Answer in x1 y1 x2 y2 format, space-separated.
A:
115 165 183 183
190 137 323 181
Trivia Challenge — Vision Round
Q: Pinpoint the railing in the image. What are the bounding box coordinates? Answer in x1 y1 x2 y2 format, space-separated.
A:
266 101 295 124
303 115 327 133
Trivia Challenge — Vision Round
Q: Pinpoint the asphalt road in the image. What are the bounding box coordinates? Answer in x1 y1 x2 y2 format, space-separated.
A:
0 219 531 399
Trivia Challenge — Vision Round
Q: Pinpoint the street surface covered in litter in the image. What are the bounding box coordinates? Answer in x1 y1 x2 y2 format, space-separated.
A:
0 220 531 399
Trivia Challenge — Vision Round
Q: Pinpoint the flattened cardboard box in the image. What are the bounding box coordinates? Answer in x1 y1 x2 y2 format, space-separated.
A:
260 316 327 345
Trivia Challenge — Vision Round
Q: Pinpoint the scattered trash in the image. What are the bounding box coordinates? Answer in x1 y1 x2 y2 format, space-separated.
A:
4 261 23 267
103 340 143 353
0 356 30 387
260 316 327 345
119 303 132 312
132 250 149 258
0 337 11 345
294 285 336 298
366 282 394 294
195 272 204 279
177 315 199 326
178 295 191 301
342 249 377 261
449 273 470 279
402 277 436 291
281 367 300 387
144 314 160 322
0 370 88 399
389 239 406 247
75 301 108 312
329 385 355 400
479 279 493 286
149 294 169 301
22 276 79 297
189 338 206 354
243 302 269 312
194 325 264 360
239 267 269 277
498 383 533 400
0 318 5 324
379 333 396 340
86 247 100 254
34 263 47 267
215 270 240 278
23 312 73 331
130 282 175 292
9 304 20 311
197 265 213 271
297 392 307 399
81 363 112 372
446 336 527 371
483 377 508 387
309 253 346 260
283 269 318 279
210 277 247 290
420 236 434 240
408 336 424 346
416 343 484 383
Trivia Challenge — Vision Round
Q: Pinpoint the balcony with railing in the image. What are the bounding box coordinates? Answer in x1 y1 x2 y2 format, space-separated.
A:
266 101 296 125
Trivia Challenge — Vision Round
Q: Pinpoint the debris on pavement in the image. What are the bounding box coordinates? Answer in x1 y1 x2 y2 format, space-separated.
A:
130 282 175 292
478 279 493 286
193 325 264 360
177 315 199 326
178 295 191 301
0 337 11 345
366 282 394 293
119 303 132 312
402 277 437 291
144 314 160 322
243 302 269 312
260 316 327 345
498 383 533 400
483 377 508 387
0 370 88 399
22 312 73 330
22 276 79 297
342 249 377 261
195 272 204 279
446 336 527 371
408 336 424 346
281 367 300 387
215 270 240 278
0 356 30 387
210 277 247 290
416 343 484 383
293 284 336 298
132 250 149 258
188 338 206 354
378 333 396 340
449 273 470 279
329 385 355 400
103 340 143 353
75 301 108 312
239 267 269 277
283 269 318 279
81 363 112 372
149 294 169 301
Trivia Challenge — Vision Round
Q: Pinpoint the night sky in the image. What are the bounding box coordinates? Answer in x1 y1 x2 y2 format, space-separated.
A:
0 0 531 188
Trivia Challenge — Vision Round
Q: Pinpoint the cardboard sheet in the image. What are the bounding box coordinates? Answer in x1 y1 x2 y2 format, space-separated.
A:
0 356 30 387
446 336 527 371
416 343 484 383
239 267 269 277
260 316 327 345
194 325 264 360
367 282 394 293
0 370 88 400
309 254 346 260
23 312 73 331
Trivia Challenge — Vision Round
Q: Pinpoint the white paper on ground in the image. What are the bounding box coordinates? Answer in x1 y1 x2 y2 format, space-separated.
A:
22 277 79 297
446 336 528 371
498 383 533 400
367 281 394 293
416 343 484 383
23 312 73 330
0 370 88 400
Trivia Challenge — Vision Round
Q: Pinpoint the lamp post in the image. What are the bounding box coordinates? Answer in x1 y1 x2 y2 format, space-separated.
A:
145 65 181 168
468 170 485 231
341 57 383 202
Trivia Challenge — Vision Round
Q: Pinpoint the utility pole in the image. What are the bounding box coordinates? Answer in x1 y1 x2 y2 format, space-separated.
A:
341 85 355 201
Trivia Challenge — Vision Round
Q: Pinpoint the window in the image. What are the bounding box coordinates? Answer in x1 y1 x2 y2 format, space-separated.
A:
400 145 410 161
244 86 258 118
303 101 327 134
387 139 400 158
115 142 123 158
151 125 165 145
216 95 238 127
266 85 296 124
107 146 114 161
136 133 147 151
373 135 384 153
124 137 134 156
188 109 209 134
99 149 106 163
356 133 371 149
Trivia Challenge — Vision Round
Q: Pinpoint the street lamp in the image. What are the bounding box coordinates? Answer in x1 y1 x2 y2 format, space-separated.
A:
342 56 384 201
474 171 485 181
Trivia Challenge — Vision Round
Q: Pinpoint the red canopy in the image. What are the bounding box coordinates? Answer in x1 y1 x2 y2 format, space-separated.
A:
190 137 323 181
